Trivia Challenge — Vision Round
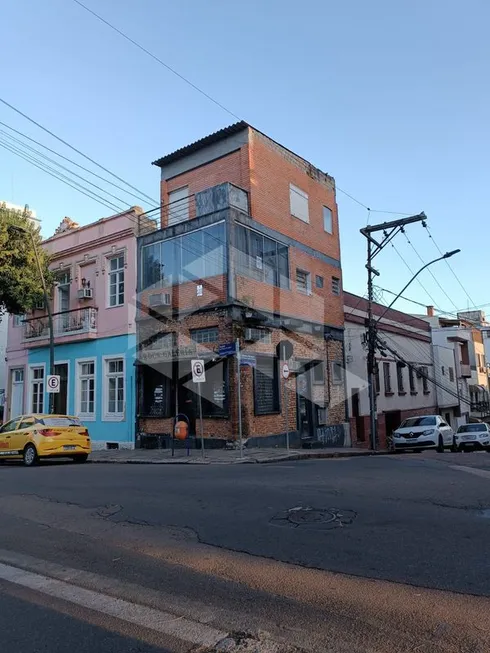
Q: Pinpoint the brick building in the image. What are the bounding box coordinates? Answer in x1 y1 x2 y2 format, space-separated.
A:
136 123 347 447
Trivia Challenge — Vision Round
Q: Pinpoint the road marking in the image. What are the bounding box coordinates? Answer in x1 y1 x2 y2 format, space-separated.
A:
450 465 490 479
0 562 225 648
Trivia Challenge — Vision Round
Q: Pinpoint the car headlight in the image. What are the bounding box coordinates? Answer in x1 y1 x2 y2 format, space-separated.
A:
422 429 435 435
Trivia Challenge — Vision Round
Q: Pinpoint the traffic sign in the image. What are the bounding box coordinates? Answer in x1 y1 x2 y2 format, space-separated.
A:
191 359 206 383
282 363 290 379
47 375 61 393
218 342 237 357
240 353 256 368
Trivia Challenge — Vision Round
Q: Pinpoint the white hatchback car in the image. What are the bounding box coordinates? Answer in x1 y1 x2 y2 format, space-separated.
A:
392 415 454 452
454 423 490 451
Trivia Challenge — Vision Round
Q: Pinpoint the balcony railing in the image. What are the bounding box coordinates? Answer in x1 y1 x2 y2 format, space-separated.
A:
137 195 196 236
23 307 98 341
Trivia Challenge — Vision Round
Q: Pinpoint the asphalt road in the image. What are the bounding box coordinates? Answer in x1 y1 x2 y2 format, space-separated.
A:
0 451 489 652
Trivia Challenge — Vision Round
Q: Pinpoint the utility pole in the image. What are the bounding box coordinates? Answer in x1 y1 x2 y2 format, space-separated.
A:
360 213 427 450
9 223 55 412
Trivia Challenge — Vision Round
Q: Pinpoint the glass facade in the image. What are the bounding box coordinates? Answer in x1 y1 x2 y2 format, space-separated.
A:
141 222 226 290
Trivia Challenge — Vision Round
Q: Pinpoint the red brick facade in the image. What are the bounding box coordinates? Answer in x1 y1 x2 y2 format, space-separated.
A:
139 123 346 446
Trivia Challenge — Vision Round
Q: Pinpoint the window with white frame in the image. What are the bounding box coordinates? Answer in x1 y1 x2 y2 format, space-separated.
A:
323 206 333 234
105 358 124 418
30 367 44 413
331 276 341 296
78 361 95 417
289 184 309 222
108 255 125 307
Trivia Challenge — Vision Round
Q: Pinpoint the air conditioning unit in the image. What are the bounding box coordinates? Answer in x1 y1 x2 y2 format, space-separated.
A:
244 328 260 342
78 288 93 300
148 292 171 308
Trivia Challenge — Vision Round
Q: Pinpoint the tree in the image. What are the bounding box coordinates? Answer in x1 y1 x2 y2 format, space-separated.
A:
0 203 53 317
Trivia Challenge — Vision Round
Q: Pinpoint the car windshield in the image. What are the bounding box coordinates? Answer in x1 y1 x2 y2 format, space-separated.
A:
39 417 83 427
458 424 487 433
400 417 437 428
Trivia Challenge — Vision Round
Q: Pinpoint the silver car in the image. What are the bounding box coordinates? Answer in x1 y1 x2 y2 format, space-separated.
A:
454 423 490 451
392 415 454 452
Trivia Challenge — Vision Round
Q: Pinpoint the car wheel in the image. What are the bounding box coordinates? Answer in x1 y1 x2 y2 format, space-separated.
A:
71 454 88 464
23 444 38 467
437 436 444 453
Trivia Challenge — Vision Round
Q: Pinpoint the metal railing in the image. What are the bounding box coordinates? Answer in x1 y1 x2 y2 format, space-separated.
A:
24 307 98 341
137 195 196 236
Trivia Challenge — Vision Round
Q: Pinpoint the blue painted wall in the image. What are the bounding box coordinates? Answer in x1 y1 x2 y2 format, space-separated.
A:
28 334 136 447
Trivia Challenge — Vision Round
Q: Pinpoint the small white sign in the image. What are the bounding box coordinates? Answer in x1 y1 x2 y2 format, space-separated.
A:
282 363 290 379
47 375 61 393
191 359 206 383
196 284 203 297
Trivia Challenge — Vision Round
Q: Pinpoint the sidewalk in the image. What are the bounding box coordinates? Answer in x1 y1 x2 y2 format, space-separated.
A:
89 446 389 465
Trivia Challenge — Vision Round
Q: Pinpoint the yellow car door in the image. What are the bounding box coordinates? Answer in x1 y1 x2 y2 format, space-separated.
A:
11 416 36 454
0 418 21 458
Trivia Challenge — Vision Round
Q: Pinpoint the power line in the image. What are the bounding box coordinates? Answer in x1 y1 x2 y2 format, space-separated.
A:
423 222 476 309
0 96 158 205
71 0 241 122
0 132 133 209
0 141 121 213
389 241 440 309
0 120 153 206
400 228 459 312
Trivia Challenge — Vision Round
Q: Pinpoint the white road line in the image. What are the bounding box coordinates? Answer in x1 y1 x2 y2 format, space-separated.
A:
450 465 490 479
0 562 225 648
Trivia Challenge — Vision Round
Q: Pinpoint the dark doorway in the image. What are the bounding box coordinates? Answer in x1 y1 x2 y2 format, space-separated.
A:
351 388 365 442
296 367 314 440
53 363 68 414
385 410 402 442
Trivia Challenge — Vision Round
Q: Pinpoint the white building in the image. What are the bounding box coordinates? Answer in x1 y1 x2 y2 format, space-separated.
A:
344 292 437 448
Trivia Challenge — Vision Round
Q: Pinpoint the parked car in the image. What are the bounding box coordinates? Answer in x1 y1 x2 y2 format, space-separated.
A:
392 415 454 452
454 423 490 452
0 414 91 466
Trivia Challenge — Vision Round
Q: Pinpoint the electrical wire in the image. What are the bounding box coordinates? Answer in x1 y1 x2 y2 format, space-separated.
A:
0 132 133 209
71 0 241 122
0 96 158 205
0 120 153 206
423 222 477 309
388 241 440 309
400 229 459 312
0 140 121 213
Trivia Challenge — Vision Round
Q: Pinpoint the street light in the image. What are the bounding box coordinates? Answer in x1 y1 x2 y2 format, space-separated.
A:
367 248 460 451
8 224 55 413
376 249 461 325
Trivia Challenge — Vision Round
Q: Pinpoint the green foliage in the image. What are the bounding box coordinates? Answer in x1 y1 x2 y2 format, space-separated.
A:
0 203 53 317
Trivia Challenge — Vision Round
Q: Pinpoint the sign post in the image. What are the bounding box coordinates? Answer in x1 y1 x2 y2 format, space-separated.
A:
236 338 243 458
191 360 206 459
46 375 61 395
277 340 293 452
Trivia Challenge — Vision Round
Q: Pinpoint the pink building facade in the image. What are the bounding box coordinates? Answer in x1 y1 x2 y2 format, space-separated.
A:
5 209 141 449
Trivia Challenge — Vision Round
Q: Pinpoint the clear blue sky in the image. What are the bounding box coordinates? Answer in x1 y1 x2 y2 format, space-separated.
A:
1 0 488 315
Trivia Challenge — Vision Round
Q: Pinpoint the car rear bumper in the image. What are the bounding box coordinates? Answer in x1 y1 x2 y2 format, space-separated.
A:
38 444 91 457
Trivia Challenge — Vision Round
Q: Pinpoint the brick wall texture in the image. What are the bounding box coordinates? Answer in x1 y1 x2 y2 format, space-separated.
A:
141 125 347 443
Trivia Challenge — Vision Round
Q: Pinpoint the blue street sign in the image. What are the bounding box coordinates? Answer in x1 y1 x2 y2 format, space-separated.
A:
240 354 256 368
218 342 237 357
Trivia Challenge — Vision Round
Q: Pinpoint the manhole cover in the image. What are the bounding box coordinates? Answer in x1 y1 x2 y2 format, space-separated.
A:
270 506 357 530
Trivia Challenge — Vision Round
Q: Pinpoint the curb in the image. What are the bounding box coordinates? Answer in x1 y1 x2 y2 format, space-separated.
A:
88 449 392 466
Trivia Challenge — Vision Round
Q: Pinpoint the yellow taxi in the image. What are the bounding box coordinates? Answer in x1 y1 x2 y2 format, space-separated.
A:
0 414 91 466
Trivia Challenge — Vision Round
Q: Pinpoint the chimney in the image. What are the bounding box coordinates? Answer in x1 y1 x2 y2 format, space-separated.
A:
427 306 434 317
